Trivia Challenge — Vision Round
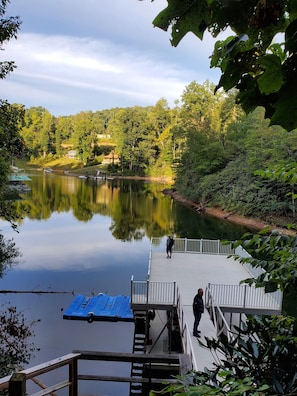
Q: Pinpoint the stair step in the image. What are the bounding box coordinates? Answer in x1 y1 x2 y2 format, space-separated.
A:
131 369 143 375
132 366 143 370
130 384 142 390
133 346 146 351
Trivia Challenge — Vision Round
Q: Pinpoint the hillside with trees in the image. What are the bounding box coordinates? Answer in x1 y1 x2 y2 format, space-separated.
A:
17 80 297 229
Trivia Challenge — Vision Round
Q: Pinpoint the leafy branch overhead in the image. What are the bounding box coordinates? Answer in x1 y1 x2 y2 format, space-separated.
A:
152 0 297 131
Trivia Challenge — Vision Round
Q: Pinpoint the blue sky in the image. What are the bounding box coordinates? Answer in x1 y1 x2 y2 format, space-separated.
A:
2 0 223 116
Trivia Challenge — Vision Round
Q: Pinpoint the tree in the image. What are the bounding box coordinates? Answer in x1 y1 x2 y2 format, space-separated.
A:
174 81 241 198
152 0 297 131
0 0 21 80
233 229 297 293
0 102 25 227
0 304 38 379
72 111 95 164
147 99 173 176
112 106 155 174
20 107 52 158
0 0 37 380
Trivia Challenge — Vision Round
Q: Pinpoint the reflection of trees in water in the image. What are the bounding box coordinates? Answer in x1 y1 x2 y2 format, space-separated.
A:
12 175 175 240
12 174 249 241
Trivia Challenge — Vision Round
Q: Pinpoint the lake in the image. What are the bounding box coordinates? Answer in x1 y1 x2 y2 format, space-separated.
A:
0 172 250 395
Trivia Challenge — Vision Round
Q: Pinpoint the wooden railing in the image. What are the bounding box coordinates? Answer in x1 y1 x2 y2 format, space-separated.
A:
0 353 79 396
0 351 191 396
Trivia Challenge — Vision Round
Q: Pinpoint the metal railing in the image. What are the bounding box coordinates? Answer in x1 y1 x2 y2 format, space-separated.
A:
207 283 282 313
151 237 235 255
205 286 234 343
234 245 283 309
130 277 176 306
175 287 196 370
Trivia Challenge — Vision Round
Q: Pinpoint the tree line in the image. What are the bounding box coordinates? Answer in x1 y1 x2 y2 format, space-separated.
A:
17 80 297 226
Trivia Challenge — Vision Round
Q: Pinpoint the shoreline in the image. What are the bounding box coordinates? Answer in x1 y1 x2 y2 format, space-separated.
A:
165 189 296 236
34 167 296 235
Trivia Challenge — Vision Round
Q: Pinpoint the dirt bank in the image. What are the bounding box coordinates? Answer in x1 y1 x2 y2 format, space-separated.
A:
164 189 296 236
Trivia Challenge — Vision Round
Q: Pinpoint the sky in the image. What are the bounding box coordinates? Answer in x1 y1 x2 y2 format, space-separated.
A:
2 0 223 116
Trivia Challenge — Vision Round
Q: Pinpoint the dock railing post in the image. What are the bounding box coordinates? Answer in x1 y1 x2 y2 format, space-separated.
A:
243 284 247 308
9 373 26 396
69 357 78 396
173 281 176 305
130 275 134 306
184 238 187 253
146 279 149 304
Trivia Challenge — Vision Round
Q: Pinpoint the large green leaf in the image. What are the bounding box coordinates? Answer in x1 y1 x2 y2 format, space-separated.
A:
270 87 297 130
285 19 297 53
153 0 210 46
257 55 284 95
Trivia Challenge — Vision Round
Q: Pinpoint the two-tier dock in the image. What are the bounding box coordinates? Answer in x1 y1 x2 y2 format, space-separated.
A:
130 238 282 373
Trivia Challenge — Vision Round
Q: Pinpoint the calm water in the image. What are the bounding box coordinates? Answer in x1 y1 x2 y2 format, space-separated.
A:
0 172 250 395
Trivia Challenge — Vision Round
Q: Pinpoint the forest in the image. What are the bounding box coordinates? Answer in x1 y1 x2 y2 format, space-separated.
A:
16 80 297 229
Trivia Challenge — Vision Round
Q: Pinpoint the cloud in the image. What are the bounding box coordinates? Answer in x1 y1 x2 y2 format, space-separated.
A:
2 33 191 114
2 0 223 115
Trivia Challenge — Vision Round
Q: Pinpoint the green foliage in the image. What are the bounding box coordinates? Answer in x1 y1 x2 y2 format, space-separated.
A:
232 230 297 292
0 233 20 278
153 0 297 131
159 371 269 395
0 0 21 79
160 316 297 396
0 304 38 378
255 163 297 217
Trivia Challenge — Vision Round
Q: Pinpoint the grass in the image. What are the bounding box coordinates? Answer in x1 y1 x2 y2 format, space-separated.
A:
15 157 109 175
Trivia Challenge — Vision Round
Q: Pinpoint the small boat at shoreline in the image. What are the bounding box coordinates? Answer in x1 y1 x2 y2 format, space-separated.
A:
44 167 53 173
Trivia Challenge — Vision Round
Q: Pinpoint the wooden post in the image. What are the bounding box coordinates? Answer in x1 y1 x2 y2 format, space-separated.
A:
9 373 26 396
69 358 78 396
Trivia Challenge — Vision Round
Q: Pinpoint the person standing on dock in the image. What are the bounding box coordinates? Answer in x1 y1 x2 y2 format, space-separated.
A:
166 235 174 258
193 288 204 337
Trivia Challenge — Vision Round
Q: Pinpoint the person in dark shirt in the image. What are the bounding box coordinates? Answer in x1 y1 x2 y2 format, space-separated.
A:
166 235 174 258
192 288 204 337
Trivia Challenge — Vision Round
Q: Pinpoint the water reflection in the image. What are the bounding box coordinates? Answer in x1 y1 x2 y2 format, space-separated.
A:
0 173 251 396
13 173 249 241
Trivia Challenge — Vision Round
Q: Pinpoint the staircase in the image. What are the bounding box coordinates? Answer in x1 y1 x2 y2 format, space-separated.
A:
129 311 147 396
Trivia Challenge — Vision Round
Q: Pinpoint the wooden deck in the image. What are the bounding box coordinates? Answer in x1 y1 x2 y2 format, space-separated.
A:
147 250 278 371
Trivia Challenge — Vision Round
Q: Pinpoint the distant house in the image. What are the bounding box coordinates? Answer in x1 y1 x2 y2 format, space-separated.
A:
97 133 111 139
102 152 120 165
67 150 76 159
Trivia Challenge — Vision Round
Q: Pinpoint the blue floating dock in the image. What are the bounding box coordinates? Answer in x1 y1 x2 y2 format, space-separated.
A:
63 293 134 322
